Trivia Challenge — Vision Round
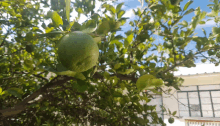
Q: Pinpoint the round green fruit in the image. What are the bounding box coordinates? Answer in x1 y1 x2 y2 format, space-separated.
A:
57 31 99 72
168 117 174 124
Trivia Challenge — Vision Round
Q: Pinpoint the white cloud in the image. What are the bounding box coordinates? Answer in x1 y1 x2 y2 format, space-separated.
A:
174 63 220 76
122 8 135 19
197 18 216 28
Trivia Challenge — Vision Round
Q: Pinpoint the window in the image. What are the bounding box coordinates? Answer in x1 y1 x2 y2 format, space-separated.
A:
177 85 220 118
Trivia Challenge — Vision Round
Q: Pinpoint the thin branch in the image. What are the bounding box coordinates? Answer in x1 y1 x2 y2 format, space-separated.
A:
0 76 73 117
161 88 198 111
32 72 49 82
0 30 10 47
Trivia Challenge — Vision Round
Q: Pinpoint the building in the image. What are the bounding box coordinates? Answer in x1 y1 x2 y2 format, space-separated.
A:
149 63 220 126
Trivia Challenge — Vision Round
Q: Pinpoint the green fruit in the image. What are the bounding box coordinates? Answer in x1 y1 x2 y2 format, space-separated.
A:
168 117 174 124
57 31 99 72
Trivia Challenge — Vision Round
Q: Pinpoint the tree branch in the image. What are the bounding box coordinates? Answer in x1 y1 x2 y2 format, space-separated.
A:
0 30 10 47
0 76 73 117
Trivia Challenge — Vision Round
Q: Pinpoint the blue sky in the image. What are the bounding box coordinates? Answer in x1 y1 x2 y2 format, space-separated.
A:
111 0 220 76
116 0 217 63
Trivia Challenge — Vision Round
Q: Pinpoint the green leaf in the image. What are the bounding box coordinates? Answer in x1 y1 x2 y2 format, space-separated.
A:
117 10 125 19
137 8 142 16
183 8 194 16
118 69 134 75
168 109 172 114
115 35 124 40
114 63 121 70
109 5 116 14
202 28 206 36
81 19 96 32
200 11 207 20
180 20 188 27
82 24 97 33
66 21 74 31
40 63 86 80
77 8 83 13
212 27 220 35
183 0 193 11
171 16 183 26
191 16 199 29
124 34 133 48
136 74 164 91
0 87 2 94
151 78 164 87
207 11 218 17
0 58 7 63
7 88 23 99
47 11 63 27
76 80 88 92
113 91 122 97
155 22 160 27
90 66 97 77
74 73 86 80
93 37 101 43
57 70 77 76
116 2 124 13
0 2 9 7
65 0 70 22
199 21 205 24
136 74 155 91
39 31 66 37
71 21 81 31
45 27 54 33
96 21 110 34
168 20 172 26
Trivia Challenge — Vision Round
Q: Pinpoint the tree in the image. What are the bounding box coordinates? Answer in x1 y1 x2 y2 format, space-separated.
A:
0 0 219 125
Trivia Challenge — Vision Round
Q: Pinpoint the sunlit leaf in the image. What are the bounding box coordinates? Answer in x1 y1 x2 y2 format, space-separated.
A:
47 11 63 27
117 10 125 19
0 87 2 94
212 27 220 35
183 0 193 11
136 74 164 91
183 8 194 16
116 2 124 13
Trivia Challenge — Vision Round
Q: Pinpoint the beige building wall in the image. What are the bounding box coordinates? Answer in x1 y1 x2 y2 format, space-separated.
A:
162 86 185 126
162 72 220 125
178 72 220 86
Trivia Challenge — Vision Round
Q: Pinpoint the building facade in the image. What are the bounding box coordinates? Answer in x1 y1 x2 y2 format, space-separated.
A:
162 72 220 126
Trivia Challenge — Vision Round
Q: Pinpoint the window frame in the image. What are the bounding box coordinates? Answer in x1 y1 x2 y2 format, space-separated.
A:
177 85 220 118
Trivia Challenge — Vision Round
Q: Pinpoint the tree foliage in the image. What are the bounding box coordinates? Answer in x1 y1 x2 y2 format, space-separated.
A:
0 0 220 125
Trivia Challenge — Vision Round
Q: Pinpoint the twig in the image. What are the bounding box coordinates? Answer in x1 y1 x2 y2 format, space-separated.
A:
0 30 10 47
